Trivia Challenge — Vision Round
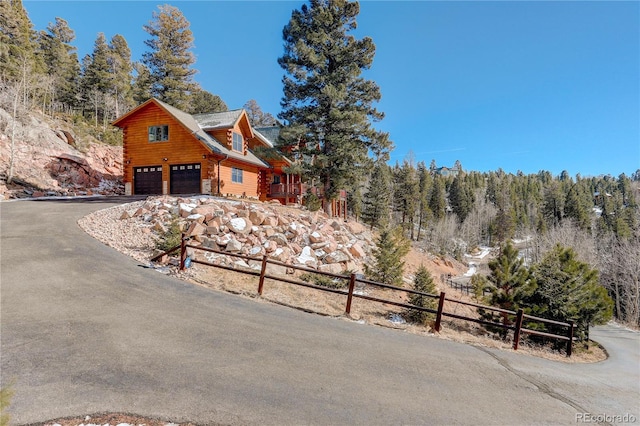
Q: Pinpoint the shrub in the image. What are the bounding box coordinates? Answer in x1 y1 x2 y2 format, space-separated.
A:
300 272 347 289
155 216 183 252
405 265 438 325
365 226 411 286
304 191 322 212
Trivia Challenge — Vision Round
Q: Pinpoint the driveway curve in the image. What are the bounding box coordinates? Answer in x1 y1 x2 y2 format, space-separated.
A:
1 198 639 425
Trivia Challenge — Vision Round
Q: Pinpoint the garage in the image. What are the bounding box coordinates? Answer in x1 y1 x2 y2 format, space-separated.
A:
133 165 163 195
170 163 201 194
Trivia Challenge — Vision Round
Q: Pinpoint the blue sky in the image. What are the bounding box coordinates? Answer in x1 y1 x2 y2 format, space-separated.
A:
24 1 639 177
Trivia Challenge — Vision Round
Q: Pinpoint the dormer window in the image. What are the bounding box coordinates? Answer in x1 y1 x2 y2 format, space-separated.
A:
148 125 169 142
232 132 243 152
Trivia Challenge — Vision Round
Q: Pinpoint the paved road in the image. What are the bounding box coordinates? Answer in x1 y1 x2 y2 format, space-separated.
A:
1 198 639 425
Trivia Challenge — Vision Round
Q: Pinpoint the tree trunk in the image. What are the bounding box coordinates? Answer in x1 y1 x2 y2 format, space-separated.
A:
8 80 22 184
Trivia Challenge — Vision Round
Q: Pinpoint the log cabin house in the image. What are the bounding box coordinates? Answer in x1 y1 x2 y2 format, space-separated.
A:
112 98 303 204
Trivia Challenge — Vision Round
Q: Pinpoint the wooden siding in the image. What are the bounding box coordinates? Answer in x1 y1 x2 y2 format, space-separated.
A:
217 159 262 198
119 103 211 193
207 122 248 156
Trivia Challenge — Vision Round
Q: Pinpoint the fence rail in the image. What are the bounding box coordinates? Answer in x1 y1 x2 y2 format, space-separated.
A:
153 234 575 356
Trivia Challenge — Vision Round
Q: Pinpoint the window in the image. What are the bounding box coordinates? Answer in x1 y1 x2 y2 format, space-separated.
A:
148 125 169 142
232 167 243 183
232 132 243 152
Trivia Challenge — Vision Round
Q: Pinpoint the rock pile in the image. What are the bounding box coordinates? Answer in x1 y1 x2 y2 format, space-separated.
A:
122 196 374 275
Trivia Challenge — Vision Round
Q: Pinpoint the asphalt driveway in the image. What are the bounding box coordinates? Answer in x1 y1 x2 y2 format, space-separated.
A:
1 198 638 425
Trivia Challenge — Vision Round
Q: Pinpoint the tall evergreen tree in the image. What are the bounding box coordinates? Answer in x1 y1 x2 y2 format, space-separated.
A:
393 157 419 238
132 62 153 105
37 17 80 109
81 33 111 123
429 175 446 221
449 174 474 222
0 0 38 81
482 242 536 334
244 99 277 127
362 159 392 229
188 87 227 114
108 34 133 117
278 0 392 215
415 161 433 240
142 4 197 110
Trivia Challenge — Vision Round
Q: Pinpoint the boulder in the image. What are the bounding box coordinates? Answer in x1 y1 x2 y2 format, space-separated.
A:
309 231 324 244
228 217 253 235
186 221 206 236
296 246 316 265
249 210 266 225
263 216 278 227
324 250 350 264
346 221 366 235
268 233 288 246
348 242 366 259
226 239 243 252
318 263 343 274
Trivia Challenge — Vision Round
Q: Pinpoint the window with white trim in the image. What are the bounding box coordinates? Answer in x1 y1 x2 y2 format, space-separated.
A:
148 125 169 142
232 132 243 152
232 167 243 183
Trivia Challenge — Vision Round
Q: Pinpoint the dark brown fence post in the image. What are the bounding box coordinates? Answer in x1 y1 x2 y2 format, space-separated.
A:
512 309 524 350
434 292 446 332
566 320 575 357
258 255 268 295
345 273 356 315
179 233 187 271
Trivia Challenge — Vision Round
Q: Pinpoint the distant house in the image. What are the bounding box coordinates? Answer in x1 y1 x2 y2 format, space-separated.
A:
432 166 461 177
112 98 301 203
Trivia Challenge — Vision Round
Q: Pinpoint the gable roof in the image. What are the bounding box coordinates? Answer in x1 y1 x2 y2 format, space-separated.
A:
112 98 269 169
193 109 254 139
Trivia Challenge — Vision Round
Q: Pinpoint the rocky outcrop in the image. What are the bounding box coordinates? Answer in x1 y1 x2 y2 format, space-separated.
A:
0 106 123 199
128 196 374 274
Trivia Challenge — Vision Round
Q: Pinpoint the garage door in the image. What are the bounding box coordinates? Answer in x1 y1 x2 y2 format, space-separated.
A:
134 165 162 195
170 163 201 194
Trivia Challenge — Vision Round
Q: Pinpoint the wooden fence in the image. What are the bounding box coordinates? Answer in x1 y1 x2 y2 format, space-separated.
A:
152 235 575 356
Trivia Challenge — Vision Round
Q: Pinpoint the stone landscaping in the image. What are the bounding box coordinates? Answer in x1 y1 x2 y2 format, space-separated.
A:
119 195 375 275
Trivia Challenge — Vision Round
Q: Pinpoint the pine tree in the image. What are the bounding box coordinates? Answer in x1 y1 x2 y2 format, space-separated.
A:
81 33 111 123
449 174 473 222
142 4 198 110
278 0 393 215
132 63 153 105
188 87 227 114
429 175 446 221
37 17 80 109
0 0 38 81
362 159 392 229
108 34 134 117
524 245 613 341
393 157 419 239
244 99 276 127
415 161 433 240
365 226 411 286
483 242 536 335
405 265 438 325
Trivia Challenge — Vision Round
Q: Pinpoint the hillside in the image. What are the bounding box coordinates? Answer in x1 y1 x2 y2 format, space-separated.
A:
0 106 123 199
